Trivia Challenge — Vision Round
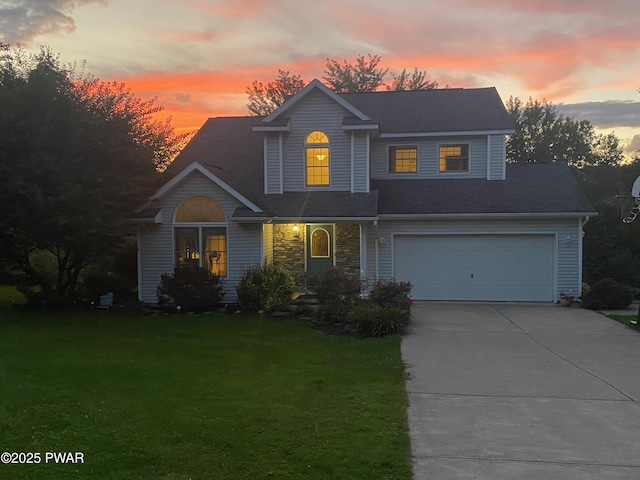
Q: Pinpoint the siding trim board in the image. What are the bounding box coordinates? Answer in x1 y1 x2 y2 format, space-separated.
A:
351 131 355 193
263 136 268 194
486 135 491 180
366 131 370 193
380 129 514 138
378 213 597 219
278 132 284 194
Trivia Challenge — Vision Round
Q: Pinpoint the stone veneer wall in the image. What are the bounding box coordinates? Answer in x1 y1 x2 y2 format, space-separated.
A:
334 224 361 280
272 224 306 287
272 223 361 289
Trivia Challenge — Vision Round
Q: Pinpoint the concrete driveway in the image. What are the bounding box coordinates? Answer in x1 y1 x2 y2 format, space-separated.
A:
402 302 640 479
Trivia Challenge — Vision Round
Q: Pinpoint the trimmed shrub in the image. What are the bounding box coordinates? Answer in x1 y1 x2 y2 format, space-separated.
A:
307 268 362 304
307 269 362 323
157 265 225 312
236 262 295 313
314 301 353 325
370 278 413 313
581 278 634 310
347 302 410 337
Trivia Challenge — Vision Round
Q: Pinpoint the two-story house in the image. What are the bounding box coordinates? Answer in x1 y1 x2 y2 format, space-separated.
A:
131 79 596 303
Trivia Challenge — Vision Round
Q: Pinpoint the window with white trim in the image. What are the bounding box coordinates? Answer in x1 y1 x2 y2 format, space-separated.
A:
174 196 227 276
305 131 329 186
439 144 469 172
389 145 417 173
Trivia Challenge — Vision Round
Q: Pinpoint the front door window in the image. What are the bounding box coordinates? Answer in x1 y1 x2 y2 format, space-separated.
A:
306 224 333 275
311 228 330 258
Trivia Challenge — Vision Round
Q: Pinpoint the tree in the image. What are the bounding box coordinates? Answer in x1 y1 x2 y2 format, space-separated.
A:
387 67 439 91
322 54 388 93
246 69 305 116
247 55 444 115
0 45 186 304
577 159 640 288
506 96 622 167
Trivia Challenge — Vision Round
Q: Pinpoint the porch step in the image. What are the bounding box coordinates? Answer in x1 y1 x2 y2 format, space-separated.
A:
291 293 319 317
292 293 319 306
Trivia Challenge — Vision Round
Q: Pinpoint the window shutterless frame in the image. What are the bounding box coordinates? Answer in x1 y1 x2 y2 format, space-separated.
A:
305 131 330 186
438 143 470 173
388 145 418 173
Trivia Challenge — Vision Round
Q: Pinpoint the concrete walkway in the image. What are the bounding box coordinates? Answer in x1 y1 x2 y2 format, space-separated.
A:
402 302 640 479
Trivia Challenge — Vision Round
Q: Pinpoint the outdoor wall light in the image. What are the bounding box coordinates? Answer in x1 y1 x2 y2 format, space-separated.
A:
562 235 572 245
292 224 300 237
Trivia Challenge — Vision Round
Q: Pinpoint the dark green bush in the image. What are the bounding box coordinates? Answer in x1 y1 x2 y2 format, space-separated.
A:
314 301 353 324
307 268 361 304
581 278 634 310
347 302 410 337
157 265 225 312
370 278 413 313
307 269 362 323
236 262 295 313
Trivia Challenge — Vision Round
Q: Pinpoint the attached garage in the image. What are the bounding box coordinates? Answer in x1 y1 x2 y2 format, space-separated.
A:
393 234 555 302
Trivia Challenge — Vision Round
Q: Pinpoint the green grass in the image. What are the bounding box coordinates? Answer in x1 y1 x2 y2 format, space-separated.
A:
607 314 637 327
0 308 411 480
0 285 25 307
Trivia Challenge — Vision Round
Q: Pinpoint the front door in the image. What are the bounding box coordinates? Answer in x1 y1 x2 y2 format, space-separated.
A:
306 224 334 275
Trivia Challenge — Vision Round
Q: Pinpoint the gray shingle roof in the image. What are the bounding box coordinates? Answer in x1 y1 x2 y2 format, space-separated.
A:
232 191 379 220
165 116 265 207
339 87 515 134
372 163 596 216
161 91 591 220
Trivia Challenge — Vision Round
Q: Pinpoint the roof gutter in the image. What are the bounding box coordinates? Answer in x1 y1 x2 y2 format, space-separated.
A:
379 129 515 138
233 216 379 223
377 212 599 220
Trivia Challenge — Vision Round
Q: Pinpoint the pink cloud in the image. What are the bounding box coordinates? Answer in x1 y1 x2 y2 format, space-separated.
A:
96 0 640 131
189 0 274 19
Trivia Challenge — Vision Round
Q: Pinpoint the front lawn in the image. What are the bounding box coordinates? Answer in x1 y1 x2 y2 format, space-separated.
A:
607 314 637 327
0 308 411 479
0 284 25 307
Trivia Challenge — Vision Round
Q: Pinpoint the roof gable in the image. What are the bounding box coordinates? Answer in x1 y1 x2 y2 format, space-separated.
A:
152 162 262 213
262 79 371 123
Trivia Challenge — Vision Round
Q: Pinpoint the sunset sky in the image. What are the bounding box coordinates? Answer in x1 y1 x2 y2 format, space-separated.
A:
2 0 640 155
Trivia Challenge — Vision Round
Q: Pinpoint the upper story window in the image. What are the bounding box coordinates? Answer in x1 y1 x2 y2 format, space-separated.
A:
305 131 329 186
439 144 469 173
389 146 417 173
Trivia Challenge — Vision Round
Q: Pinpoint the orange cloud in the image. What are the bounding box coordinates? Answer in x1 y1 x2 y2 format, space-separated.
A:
97 0 640 132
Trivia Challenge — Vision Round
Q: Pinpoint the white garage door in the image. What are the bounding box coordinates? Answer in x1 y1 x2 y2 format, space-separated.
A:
393 235 554 301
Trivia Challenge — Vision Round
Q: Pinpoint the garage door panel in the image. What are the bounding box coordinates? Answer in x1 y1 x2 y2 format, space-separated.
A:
393 235 554 302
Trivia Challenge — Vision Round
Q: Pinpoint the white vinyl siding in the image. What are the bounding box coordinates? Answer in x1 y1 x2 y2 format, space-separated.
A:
366 218 582 302
281 89 352 191
137 171 263 303
353 132 368 192
265 133 281 193
488 134 506 180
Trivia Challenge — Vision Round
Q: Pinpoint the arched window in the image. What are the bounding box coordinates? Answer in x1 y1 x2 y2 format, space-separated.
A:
310 228 330 258
174 196 227 276
305 131 329 186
